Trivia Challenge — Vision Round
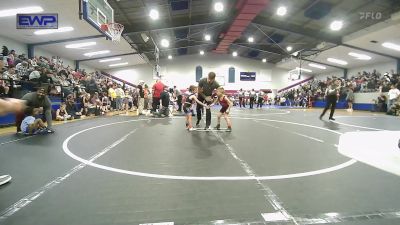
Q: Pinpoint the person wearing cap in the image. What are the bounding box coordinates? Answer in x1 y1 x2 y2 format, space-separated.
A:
15 87 54 133
0 97 26 186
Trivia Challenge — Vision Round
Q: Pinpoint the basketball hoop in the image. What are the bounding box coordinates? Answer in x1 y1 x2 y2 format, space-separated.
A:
101 22 124 42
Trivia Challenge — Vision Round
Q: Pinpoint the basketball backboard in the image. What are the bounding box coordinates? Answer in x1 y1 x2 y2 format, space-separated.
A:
80 0 114 39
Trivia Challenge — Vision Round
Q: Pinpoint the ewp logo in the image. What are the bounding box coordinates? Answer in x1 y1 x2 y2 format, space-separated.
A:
17 14 58 29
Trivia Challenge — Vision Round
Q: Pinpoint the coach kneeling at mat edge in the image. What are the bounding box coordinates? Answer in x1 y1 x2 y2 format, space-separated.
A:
196 72 220 129
16 87 54 132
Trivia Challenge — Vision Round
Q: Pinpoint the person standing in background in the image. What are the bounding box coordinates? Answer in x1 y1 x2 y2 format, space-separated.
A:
249 89 256 109
244 90 250 106
174 86 182 112
238 88 245 108
346 86 354 112
257 90 264 108
320 79 341 121
143 84 149 110
152 79 164 114
387 84 400 112
108 84 116 111
137 81 145 115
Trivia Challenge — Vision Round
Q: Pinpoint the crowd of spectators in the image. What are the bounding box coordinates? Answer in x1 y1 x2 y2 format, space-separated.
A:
277 69 400 113
0 45 166 130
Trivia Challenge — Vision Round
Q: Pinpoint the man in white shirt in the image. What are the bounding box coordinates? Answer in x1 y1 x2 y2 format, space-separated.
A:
387 85 400 111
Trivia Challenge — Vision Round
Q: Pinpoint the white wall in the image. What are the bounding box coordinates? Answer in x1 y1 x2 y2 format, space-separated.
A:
315 69 344 80
106 63 153 84
0 35 27 56
347 61 396 77
35 47 98 72
106 53 299 90
35 47 75 68
79 63 98 74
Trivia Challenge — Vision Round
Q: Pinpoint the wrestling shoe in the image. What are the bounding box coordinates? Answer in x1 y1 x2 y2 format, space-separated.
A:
214 124 220 130
0 175 12 186
329 117 335 121
227 126 232 132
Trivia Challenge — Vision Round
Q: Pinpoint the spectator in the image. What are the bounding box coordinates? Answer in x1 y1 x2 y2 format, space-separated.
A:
108 84 116 110
173 86 182 112
152 79 164 113
115 84 124 111
144 84 149 110
156 86 170 117
137 80 145 115
65 95 82 119
387 84 400 112
15 61 28 79
29 66 41 81
55 103 71 121
346 86 355 112
374 94 387 112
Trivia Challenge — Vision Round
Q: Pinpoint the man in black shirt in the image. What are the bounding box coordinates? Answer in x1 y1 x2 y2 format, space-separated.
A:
197 72 220 129
156 86 170 117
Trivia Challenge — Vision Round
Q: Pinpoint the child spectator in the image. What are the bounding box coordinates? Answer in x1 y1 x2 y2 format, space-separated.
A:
56 103 71 121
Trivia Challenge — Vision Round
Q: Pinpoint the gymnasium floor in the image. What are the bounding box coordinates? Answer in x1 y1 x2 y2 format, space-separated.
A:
1 108 400 225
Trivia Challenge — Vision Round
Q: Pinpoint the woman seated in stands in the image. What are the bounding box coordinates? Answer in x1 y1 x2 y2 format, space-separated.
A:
55 103 71 121
90 92 101 116
79 91 89 116
65 95 81 119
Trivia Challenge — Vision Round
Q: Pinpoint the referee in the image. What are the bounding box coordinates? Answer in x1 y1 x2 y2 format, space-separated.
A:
196 72 220 129
320 79 341 121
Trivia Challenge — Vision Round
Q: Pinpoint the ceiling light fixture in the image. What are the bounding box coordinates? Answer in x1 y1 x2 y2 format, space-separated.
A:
232 51 238 57
262 58 267 63
65 42 96 49
276 6 287 16
200 50 205 55
109 62 128 67
382 42 400 51
168 55 172 59
296 67 312 73
149 9 159 20
99 58 122 63
348 52 371 60
214 2 224 12
204 34 211 41
0 6 43 18
330 20 343 31
83 50 110 57
160 39 170 48
286 46 293 52
327 57 348 65
34 26 74 35
248 37 254 43
308 63 326 69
